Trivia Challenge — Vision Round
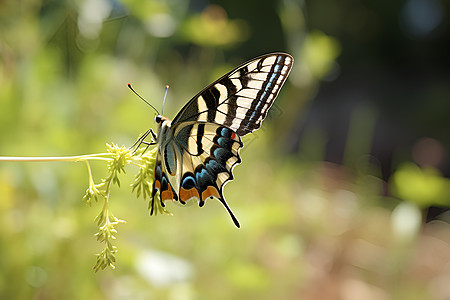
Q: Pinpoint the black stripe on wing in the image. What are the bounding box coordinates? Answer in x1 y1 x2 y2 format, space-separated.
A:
171 53 294 136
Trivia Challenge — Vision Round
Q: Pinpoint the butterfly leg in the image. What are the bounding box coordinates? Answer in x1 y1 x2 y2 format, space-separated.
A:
130 128 151 149
149 128 157 140
130 128 157 153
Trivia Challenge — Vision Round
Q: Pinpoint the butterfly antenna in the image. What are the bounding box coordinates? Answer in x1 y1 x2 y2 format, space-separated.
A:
128 83 160 115
162 85 169 115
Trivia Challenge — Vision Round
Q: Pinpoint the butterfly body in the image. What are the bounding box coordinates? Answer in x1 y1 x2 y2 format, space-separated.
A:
149 53 293 227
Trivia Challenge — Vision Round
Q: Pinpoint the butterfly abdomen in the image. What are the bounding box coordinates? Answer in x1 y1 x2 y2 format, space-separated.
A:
152 159 178 213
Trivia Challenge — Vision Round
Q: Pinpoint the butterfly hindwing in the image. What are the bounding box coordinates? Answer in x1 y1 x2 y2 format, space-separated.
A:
150 122 242 226
175 123 242 227
151 154 178 215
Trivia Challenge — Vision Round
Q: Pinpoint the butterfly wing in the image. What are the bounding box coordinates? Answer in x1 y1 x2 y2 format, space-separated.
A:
172 122 242 227
151 53 293 227
171 53 294 135
151 151 178 214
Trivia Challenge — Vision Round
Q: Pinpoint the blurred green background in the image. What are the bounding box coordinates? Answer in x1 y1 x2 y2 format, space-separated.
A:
1 0 450 299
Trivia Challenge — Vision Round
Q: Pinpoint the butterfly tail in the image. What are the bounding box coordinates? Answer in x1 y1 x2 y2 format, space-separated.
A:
218 197 240 228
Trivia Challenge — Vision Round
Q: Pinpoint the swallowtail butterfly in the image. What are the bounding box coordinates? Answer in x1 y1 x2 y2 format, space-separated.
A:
140 53 293 227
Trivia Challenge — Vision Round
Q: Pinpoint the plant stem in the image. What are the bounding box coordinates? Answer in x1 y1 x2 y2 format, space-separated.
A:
0 153 113 162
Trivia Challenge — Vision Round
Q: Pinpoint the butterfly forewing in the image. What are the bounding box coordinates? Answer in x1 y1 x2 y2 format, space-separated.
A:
171 53 293 136
151 53 293 227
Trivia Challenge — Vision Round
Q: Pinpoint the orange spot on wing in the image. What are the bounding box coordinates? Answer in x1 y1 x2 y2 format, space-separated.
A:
161 190 174 201
154 180 161 191
161 184 175 201
231 132 236 140
201 186 221 201
179 187 200 203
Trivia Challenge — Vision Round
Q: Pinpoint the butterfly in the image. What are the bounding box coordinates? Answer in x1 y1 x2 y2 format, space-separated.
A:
137 53 293 227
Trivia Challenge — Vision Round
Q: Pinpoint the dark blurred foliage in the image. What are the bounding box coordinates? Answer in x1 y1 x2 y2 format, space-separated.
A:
291 0 450 178
289 0 450 222
1 0 450 299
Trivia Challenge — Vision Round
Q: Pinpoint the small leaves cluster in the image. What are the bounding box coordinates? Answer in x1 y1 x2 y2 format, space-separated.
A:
131 147 155 200
131 147 169 216
0 141 169 271
85 144 132 271
105 143 133 187
93 199 125 271
81 143 166 271
82 179 105 206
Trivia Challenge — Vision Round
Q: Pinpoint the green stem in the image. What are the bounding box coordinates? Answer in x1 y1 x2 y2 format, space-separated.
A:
85 161 95 186
0 153 113 162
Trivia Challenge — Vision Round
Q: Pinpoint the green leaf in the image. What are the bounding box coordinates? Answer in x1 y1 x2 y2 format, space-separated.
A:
390 162 450 207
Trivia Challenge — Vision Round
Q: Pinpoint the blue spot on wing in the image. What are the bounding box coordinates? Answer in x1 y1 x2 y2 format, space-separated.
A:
217 136 235 148
213 147 232 163
268 72 277 87
220 127 233 138
205 158 227 174
274 64 280 72
181 173 197 190
195 166 214 188
161 175 169 191
155 164 162 181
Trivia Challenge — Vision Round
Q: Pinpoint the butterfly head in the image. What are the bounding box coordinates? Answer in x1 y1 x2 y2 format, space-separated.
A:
154 114 171 123
154 114 172 131
154 115 163 124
